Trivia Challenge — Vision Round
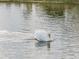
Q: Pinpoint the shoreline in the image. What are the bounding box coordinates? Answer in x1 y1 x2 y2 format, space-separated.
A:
0 1 78 4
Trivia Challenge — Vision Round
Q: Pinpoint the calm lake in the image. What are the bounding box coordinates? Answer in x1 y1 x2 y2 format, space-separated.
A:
0 3 79 59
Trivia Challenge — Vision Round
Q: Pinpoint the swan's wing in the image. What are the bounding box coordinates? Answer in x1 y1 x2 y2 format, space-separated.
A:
34 31 49 41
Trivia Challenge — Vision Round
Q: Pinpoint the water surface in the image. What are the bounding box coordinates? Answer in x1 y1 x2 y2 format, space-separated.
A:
0 3 79 59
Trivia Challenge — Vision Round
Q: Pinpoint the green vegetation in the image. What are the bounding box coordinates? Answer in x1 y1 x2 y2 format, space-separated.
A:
0 0 78 4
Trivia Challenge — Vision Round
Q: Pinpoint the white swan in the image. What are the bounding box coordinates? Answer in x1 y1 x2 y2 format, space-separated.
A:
34 29 52 42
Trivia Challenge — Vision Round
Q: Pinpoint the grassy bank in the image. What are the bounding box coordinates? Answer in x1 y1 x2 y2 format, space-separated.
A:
0 0 78 4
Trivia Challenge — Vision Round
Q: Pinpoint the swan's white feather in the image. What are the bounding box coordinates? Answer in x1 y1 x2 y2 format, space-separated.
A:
34 30 50 41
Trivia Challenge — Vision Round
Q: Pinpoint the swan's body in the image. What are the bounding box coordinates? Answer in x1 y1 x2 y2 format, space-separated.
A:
34 30 51 41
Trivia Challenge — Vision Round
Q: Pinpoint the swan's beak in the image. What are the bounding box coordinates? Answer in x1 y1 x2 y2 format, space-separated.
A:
48 34 50 38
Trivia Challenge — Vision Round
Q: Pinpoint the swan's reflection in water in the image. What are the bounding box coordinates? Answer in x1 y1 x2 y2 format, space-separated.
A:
35 41 51 48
